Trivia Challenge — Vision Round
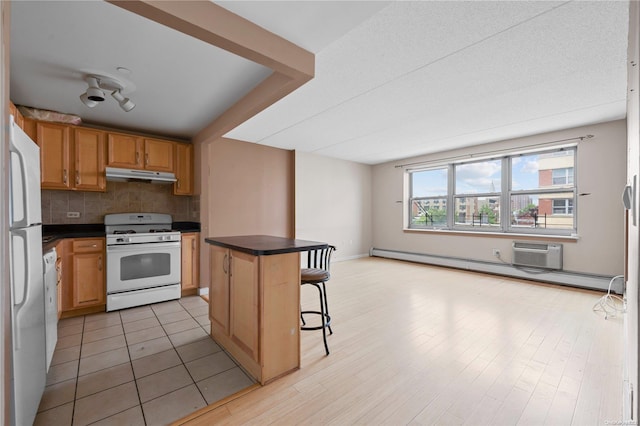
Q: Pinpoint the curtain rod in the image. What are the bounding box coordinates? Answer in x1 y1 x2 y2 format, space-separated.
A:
394 134 593 169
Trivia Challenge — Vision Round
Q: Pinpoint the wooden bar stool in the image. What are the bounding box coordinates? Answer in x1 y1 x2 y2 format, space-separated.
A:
300 245 336 356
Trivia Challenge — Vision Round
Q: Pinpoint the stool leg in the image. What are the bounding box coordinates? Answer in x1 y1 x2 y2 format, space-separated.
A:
317 283 330 356
322 281 332 335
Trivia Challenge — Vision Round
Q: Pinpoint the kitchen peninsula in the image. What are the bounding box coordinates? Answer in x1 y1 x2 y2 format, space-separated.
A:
205 235 327 384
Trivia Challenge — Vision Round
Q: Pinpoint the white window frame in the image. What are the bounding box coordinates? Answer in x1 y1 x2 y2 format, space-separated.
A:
406 146 577 236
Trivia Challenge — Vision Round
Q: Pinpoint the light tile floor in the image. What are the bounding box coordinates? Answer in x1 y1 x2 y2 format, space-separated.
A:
34 296 255 426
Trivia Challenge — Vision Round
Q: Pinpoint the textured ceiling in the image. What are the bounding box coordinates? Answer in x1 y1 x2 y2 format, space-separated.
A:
10 1 629 164
225 1 629 164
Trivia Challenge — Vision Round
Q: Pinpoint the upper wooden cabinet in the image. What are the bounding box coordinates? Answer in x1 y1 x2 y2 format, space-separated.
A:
33 120 72 190
107 133 142 169
174 143 194 195
23 118 192 193
144 138 174 172
30 119 106 192
73 128 106 191
107 134 174 172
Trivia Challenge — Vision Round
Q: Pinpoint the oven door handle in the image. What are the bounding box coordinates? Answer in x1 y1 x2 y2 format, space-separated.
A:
107 241 181 251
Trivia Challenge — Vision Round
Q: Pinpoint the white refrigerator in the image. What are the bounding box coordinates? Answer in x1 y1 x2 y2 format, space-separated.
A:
9 115 46 426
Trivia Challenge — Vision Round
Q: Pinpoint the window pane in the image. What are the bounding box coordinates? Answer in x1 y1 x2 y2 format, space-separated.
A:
411 198 447 227
510 192 574 230
455 160 501 194
454 196 500 227
552 198 573 214
512 149 575 191
411 168 448 197
552 168 574 185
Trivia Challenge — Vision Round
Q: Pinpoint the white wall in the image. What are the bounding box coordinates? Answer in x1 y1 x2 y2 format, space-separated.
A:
372 119 627 277
295 151 372 260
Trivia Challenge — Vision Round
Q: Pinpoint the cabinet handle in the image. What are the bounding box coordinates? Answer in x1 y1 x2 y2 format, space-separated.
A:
97 255 102 271
75 171 80 185
63 169 67 184
145 153 149 166
223 254 228 274
177 179 181 189
136 151 140 164
79 244 98 248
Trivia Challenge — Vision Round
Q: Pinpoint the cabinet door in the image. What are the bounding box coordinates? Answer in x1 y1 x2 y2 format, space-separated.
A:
70 239 105 309
144 138 174 172
72 252 105 307
107 133 143 169
181 233 199 292
229 250 259 362
73 128 106 191
37 121 71 189
174 143 193 195
210 245 230 334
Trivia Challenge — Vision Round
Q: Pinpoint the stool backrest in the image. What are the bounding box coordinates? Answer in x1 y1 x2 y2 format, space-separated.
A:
306 245 336 271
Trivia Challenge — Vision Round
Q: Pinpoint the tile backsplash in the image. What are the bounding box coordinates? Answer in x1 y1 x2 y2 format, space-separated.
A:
42 181 199 224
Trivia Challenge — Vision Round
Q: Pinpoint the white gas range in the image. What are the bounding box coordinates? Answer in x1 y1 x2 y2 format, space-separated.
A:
105 213 181 311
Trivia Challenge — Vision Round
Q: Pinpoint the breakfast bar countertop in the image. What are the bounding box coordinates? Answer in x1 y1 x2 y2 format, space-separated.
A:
204 235 327 256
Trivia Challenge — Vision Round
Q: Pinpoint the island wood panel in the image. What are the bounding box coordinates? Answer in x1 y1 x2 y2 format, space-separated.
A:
208 245 303 385
260 252 300 382
209 245 229 334
229 250 259 362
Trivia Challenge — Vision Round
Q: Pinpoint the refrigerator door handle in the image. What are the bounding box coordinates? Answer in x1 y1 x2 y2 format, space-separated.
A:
9 117 41 228
9 133 31 228
11 230 31 350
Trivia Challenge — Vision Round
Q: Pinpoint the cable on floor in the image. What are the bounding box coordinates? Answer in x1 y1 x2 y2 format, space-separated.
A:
592 275 625 319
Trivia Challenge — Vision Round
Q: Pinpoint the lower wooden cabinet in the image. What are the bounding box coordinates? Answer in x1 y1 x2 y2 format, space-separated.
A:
61 237 105 317
181 232 200 296
209 246 300 384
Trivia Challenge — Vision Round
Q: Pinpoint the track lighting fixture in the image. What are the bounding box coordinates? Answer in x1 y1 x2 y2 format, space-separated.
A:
79 73 135 112
111 90 135 112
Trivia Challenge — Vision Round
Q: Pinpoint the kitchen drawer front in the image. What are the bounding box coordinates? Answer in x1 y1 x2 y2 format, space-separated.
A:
72 238 104 253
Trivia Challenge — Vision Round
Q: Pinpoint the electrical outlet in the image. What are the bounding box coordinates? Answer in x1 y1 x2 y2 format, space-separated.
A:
66 212 80 218
492 249 501 258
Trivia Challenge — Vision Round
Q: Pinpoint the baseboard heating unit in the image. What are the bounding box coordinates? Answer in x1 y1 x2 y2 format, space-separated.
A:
369 247 620 293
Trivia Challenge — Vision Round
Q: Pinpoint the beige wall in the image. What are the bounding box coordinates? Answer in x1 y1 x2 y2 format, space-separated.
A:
295 151 373 260
41 182 198 224
372 119 627 277
199 137 294 288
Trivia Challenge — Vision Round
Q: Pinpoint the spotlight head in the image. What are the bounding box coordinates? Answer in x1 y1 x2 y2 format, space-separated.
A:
79 93 98 108
86 87 105 102
111 90 135 112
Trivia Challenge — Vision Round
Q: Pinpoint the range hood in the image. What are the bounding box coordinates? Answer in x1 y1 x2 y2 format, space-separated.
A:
105 167 176 184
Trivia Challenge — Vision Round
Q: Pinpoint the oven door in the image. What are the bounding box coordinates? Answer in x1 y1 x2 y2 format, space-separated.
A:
106 241 181 294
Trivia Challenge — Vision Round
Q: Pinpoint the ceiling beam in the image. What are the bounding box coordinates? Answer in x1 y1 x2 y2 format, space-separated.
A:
107 0 315 142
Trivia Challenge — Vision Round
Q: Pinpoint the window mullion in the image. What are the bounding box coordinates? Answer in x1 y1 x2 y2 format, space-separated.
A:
502 156 509 231
447 165 454 227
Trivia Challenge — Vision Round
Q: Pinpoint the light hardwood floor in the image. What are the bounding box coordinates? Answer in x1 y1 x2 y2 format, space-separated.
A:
178 257 624 425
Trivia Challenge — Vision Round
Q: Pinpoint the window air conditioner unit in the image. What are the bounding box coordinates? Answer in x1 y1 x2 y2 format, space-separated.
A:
511 241 563 270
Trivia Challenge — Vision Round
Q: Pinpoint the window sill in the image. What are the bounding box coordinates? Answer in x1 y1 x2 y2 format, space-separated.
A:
403 228 579 243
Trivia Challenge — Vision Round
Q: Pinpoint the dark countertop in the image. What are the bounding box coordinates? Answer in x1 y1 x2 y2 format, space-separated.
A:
41 222 201 251
205 235 327 256
172 221 201 233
